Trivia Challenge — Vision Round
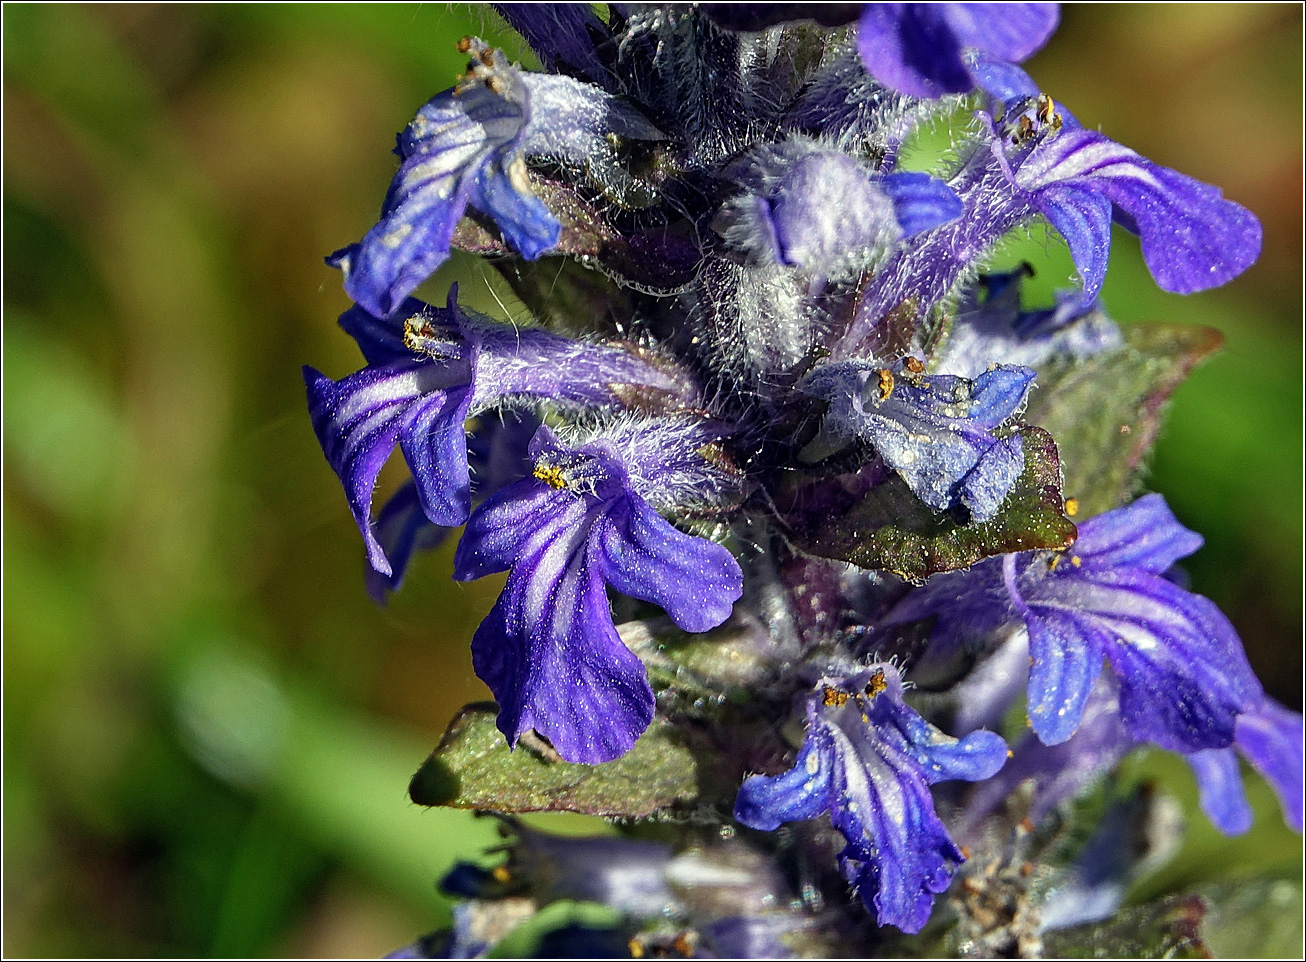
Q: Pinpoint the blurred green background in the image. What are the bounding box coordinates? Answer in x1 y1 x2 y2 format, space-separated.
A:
3 4 1301 957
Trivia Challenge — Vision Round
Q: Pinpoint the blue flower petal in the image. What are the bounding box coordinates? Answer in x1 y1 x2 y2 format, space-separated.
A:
1072 492 1204 574
958 432 1025 521
453 426 741 763
969 53 1040 100
857 3 1059 99
806 360 1033 519
1187 698 1303 836
734 734 834 830
1188 748 1253 835
338 76 536 318
900 498 1264 757
464 490 656 763
1028 567 1259 752
337 42 663 319
310 294 684 575
1035 182 1114 299
466 158 560 261
1023 604 1109 745
303 360 471 575
1235 699 1304 833
946 3 1061 62
1020 127 1262 295
399 381 477 526
879 171 965 237
596 495 742 633
452 476 556 579
735 666 1006 933
857 4 971 98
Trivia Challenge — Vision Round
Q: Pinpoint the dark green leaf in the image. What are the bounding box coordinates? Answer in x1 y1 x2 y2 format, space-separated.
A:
786 426 1076 582
1196 875 1303 959
619 617 786 706
489 256 634 339
410 703 700 818
1026 323 1223 518
1041 893 1208 958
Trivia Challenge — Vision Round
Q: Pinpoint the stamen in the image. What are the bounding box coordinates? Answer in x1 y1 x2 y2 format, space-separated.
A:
876 368 895 401
532 463 570 490
822 685 850 707
864 669 888 698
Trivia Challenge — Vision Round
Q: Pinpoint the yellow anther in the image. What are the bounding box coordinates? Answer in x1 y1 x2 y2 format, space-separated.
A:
904 356 925 375
491 865 512 883
1037 93 1056 124
822 685 849 708
1064 497 1079 517
402 316 437 353
876 368 895 401
532 463 569 490
865 669 888 698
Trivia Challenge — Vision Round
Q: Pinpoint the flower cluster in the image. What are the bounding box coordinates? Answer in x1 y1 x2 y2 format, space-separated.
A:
306 4 1300 953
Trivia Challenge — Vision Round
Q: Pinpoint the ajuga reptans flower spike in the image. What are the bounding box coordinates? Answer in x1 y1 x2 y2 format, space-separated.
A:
306 3 1299 951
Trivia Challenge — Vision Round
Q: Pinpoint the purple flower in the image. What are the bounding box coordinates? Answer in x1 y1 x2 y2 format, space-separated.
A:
932 267 1122 380
981 91 1262 298
362 481 450 603
1189 697 1304 835
716 140 962 279
834 83 1260 358
961 675 1133 831
331 37 662 318
734 663 1007 933
888 494 1262 751
492 4 612 85
453 422 743 763
304 291 678 577
804 359 1034 520
364 410 537 603
509 825 677 917
856 4 1060 99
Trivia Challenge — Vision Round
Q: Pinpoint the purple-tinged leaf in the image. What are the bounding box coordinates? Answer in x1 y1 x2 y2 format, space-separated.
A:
782 425 1075 582
1024 323 1224 518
